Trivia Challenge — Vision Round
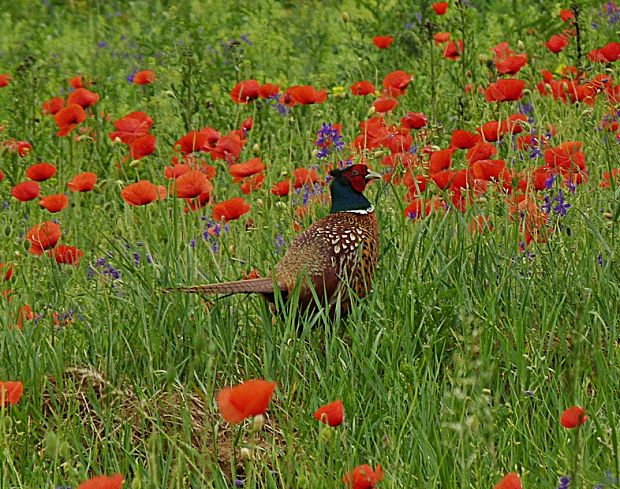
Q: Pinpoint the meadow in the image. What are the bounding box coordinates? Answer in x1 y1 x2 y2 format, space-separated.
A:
0 0 619 487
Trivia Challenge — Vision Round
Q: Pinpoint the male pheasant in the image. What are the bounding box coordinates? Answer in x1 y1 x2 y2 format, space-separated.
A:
165 164 381 314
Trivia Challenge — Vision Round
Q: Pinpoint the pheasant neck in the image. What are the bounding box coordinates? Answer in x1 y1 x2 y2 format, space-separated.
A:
329 181 373 213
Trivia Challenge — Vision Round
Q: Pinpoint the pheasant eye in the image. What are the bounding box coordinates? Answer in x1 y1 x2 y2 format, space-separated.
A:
351 171 359 176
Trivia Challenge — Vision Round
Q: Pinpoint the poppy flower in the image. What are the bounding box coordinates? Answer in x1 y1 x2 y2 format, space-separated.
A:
588 42 620 63
451 129 479 149
467 142 497 164
382 70 412 92
212 197 251 222
432 2 449 15
443 40 463 60
164 163 190 180
109 111 154 144
26 162 57 181
351 81 376 96
216 379 277 423
470 159 507 181
0 263 13 281
286 85 328 105
175 170 212 199
0 381 23 406
343 464 384 489
68 172 97 192
42 96 65 115
495 54 528 75
26 221 61 256
494 472 522 489
259 83 280 98
560 406 587 428
241 116 254 132
313 400 344 427
133 70 156 85
271 179 291 196
434 32 451 44
230 79 261 104
40 194 69 213
11 181 41 202
0 74 10 87
229 158 266 179
560 9 574 22
77 474 124 489
240 173 264 194
175 128 221 155
68 76 84 89
129 134 156 160
210 133 244 162
372 36 393 49
49 245 84 265
478 120 504 142
293 168 321 188
485 78 526 102
54 104 87 137
67 88 100 109
546 35 569 53
121 180 160 206
401 112 427 129
429 149 453 173
373 97 398 113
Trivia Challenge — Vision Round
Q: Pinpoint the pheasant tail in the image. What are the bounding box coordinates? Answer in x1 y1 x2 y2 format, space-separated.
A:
162 277 287 296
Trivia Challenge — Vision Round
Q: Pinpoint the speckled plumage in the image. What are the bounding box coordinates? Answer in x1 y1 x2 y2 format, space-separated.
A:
165 164 381 315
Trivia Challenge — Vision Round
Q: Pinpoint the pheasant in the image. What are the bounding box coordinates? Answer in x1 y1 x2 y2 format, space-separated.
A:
165 164 381 315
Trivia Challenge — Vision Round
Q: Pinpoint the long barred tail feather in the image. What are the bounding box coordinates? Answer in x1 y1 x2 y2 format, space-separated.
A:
161 277 286 296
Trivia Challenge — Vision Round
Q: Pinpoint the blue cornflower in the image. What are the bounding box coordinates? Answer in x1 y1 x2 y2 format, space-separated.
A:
266 94 288 116
518 102 533 115
275 234 286 254
315 123 344 159
240 34 253 45
552 189 571 216
97 40 107 48
541 195 552 214
556 475 570 489
544 174 557 189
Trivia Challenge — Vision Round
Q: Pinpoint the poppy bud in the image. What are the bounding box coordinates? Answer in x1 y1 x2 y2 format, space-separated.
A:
129 159 141 168
341 12 349 23
4 225 11 237
252 143 260 155
517 40 525 50
251 414 266 432
240 447 253 460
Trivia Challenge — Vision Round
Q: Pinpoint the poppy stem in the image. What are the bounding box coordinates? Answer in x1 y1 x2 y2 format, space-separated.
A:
572 3 583 72
425 21 437 126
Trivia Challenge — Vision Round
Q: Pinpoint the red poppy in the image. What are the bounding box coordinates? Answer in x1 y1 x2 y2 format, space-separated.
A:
49 245 84 265
0 262 13 282
67 88 100 109
210 133 244 162
109 111 154 144
0 381 23 406
478 121 504 142
0 170 3 181
68 76 84 89
216 379 277 423
313 400 344 427
134 70 156 85
432 2 449 15
40 194 69 213
373 97 398 113
451 129 480 149
26 162 57 181
382 70 412 92
129 134 156 160
11 181 41 202
293 168 320 188
240 173 264 194
470 159 507 181
351 81 376 96
401 112 427 129
77 474 124 489
496 53 528 75
429 149 453 173
241 116 254 132
175 170 213 199
271 179 291 196
229 158 265 179
121 180 160 206
286 85 328 105
494 472 522 489
560 406 587 428
485 78 525 102
560 9 575 22
588 42 620 63
343 464 384 489
230 79 261 103
68 172 97 192
175 128 221 155
467 142 497 164
546 35 569 53
259 83 280 98
27 221 61 256
164 163 190 180
0 74 10 87
434 32 451 45
212 197 251 222
54 104 87 137
42 96 65 115
443 40 463 60
372 36 393 49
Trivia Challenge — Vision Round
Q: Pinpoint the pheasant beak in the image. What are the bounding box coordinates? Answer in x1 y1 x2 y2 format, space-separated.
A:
365 170 382 181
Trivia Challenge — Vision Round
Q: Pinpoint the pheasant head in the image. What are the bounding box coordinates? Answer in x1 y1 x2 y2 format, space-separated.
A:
329 164 382 213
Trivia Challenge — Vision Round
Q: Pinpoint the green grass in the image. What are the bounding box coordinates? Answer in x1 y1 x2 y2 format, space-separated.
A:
1 0 619 487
